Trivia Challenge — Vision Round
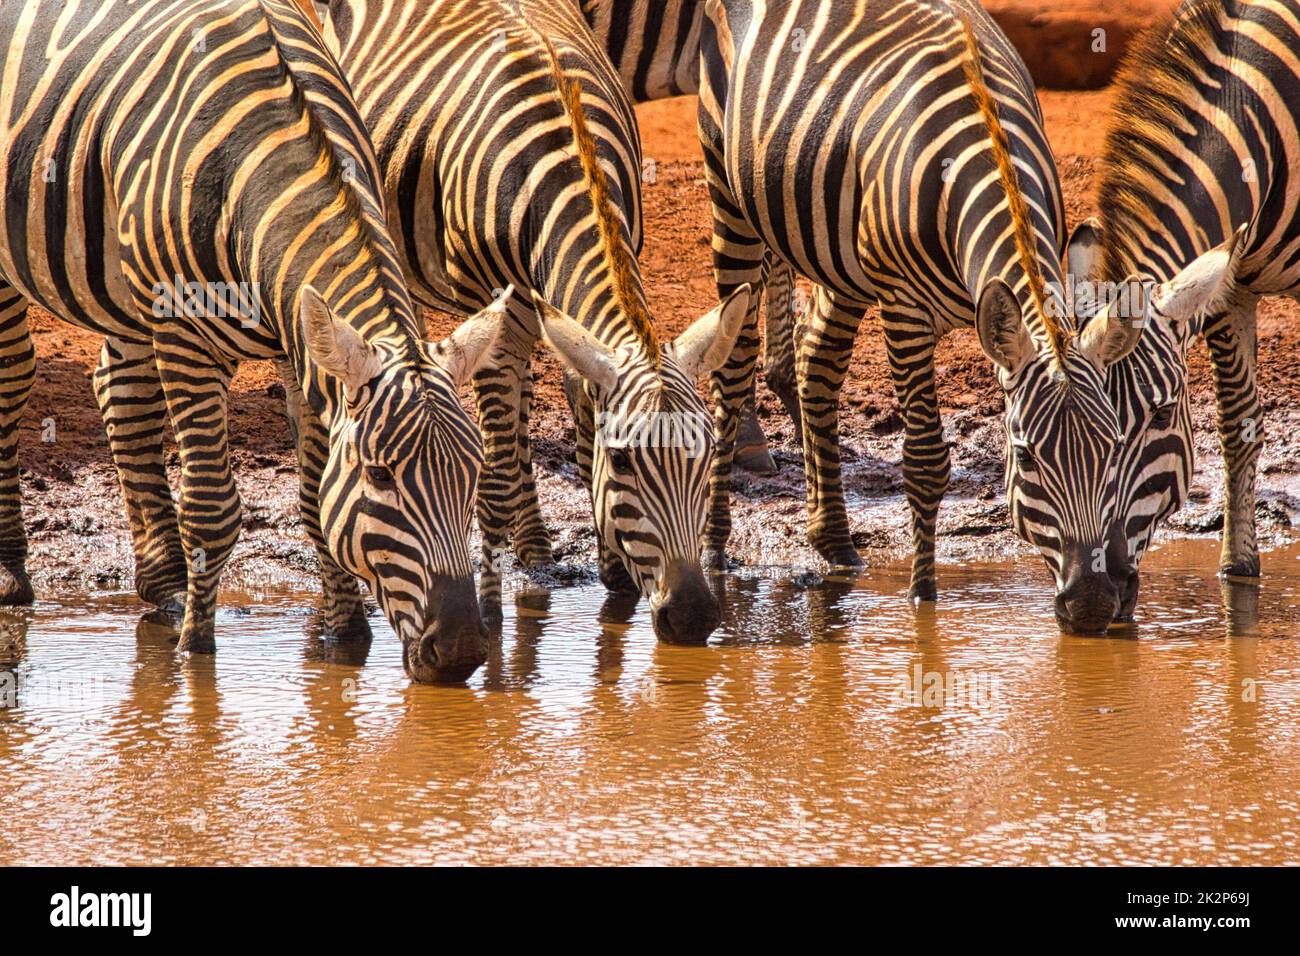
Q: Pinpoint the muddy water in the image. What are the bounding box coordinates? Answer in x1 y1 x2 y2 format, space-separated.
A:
1 537 1298 866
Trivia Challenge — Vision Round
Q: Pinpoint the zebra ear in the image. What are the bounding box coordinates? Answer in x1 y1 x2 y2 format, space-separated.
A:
299 285 383 394
1077 275 1146 369
430 288 512 389
1066 219 1102 281
531 291 620 393
670 284 752 381
1149 225 1244 325
975 279 1032 375
1065 219 1103 321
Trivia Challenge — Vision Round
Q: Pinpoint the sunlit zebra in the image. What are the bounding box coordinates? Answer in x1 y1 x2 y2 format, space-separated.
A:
1065 0 1297 615
578 0 803 472
318 0 748 642
0 0 505 681
697 0 1151 632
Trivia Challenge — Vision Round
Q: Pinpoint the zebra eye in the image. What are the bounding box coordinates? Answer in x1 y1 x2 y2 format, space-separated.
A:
1150 403 1176 430
366 465 395 489
1013 445 1034 470
607 447 633 475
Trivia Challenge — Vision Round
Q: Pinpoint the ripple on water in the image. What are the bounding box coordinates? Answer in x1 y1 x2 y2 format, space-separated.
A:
0 538 1298 865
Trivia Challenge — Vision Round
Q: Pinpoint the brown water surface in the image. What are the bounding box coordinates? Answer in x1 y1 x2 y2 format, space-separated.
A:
1 538 1297 865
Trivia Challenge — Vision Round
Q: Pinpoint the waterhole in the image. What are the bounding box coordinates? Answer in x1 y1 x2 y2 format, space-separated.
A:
1 537 1297 865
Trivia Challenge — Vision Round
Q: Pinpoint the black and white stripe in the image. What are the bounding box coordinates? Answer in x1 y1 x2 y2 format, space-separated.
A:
0 0 502 681
696 0 1147 632
321 0 748 642
1066 0 1298 615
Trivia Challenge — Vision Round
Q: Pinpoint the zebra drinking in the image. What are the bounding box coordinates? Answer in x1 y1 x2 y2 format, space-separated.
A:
0 0 504 681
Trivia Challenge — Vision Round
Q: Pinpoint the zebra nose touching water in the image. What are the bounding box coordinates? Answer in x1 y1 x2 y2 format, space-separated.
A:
532 286 749 642
321 0 747 645
303 290 510 682
1067 220 1242 623
0 0 505 682
977 278 1145 635
1056 0 1300 622
692 1 1157 634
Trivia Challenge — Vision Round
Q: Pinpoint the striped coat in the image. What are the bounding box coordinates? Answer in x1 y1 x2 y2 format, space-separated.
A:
0 0 503 680
1068 0 1300 614
320 0 748 642
696 0 1148 632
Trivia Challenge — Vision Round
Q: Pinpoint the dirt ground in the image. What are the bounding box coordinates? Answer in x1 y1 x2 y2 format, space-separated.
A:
17 39 1300 598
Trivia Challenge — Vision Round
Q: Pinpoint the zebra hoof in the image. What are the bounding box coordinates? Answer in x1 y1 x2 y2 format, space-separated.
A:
734 441 777 475
820 547 864 570
700 547 729 571
177 623 216 655
908 580 937 603
156 591 188 622
0 565 34 606
136 571 188 611
1220 557 1261 579
323 604 373 643
479 596 504 628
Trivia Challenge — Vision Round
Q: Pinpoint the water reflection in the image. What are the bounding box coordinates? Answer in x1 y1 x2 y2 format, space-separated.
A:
0 538 1297 865
0 609 27 667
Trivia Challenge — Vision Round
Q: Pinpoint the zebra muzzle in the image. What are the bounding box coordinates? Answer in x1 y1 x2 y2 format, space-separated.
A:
1054 571 1121 636
650 560 722 644
403 576 489 683
406 625 488 684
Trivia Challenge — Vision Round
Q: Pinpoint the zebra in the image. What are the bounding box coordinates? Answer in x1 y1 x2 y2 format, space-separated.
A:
318 0 748 642
578 0 805 471
1064 0 1297 613
0 0 506 682
696 0 1152 633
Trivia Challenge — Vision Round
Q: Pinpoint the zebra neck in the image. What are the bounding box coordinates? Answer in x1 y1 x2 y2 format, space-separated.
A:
579 0 704 102
957 233 1066 346
1094 3 1280 286
1097 179 1258 288
235 228 417 418
539 264 653 354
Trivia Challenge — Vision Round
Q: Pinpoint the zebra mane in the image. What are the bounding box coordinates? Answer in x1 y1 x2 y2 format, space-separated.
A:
261 2 423 358
289 0 324 32
531 25 660 363
1098 0 1226 282
958 18 1067 367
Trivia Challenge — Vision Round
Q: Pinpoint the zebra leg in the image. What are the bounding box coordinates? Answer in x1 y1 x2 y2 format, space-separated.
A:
511 358 554 566
474 325 535 618
700 218 765 566
278 360 371 640
796 286 867 568
92 337 187 612
886 312 950 601
153 334 241 654
701 286 762 569
733 251 796 475
0 282 35 605
762 255 804 442
1204 296 1262 577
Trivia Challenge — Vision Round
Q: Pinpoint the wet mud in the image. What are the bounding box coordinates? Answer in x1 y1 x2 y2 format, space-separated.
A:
16 91 1300 601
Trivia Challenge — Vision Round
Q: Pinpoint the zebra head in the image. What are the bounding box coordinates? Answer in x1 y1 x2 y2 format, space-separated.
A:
299 286 505 682
1066 222 1243 620
975 277 1145 634
532 286 750 643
